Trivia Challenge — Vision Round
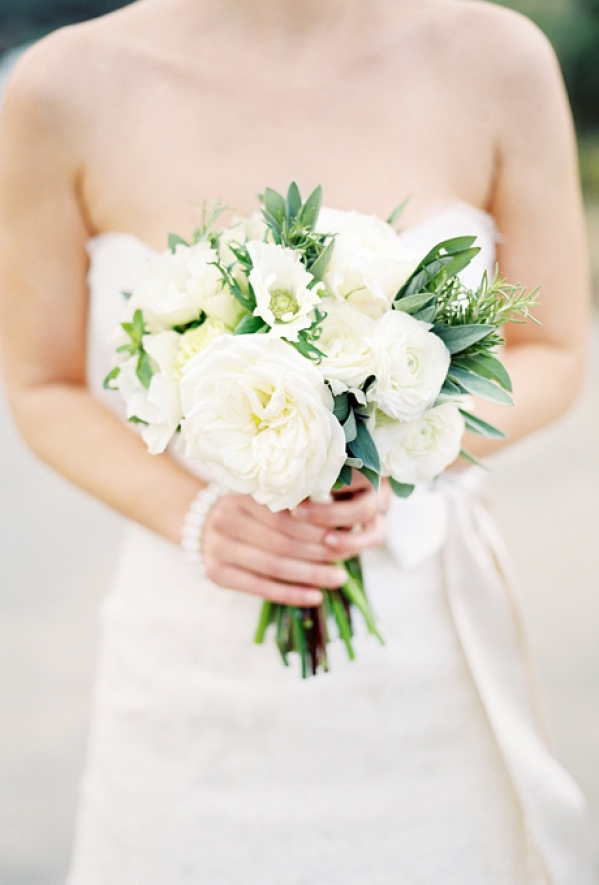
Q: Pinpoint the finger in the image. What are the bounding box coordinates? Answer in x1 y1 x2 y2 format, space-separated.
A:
323 514 387 557
291 489 379 529
225 517 339 563
204 559 324 607
210 537 348 589
333 470 371 496
239 496 329 544
378 478 393 514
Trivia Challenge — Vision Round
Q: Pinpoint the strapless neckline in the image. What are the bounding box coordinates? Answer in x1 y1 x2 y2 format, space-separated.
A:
86 200 496 253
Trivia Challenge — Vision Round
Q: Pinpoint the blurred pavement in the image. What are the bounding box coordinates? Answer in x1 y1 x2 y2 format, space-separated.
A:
0 321 598 883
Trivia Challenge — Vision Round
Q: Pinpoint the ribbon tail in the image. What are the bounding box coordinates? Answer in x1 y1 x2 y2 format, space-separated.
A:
442 495 596 885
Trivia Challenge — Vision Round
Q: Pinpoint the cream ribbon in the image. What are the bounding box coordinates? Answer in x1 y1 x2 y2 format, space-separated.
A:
386 470 597 885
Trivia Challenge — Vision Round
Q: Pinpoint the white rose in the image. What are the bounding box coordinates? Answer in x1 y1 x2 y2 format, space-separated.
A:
316 207 419 318
247 241 323 341
372 403 465 485
367 310 450 421
316 299 377 394
180 335 346 511
130 241 243 332
117 331 182 455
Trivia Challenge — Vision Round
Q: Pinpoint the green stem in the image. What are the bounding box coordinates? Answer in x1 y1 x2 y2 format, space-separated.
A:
290 607 308 679
254 600 274 644
275 605 290 666
342 576 385 645
330 591 356 661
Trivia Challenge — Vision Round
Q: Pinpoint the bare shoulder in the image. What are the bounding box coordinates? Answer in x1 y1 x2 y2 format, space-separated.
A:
446 1 563 98
1 4 150 142
381 1 562 107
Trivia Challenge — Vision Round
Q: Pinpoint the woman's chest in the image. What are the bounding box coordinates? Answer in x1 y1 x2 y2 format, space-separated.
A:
82 49 496 244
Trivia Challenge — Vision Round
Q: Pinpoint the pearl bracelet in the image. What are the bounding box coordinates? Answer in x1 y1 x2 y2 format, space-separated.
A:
180 482 228 573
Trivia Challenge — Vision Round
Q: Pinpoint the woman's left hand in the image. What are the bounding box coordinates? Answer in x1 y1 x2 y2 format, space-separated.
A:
290 472 391 559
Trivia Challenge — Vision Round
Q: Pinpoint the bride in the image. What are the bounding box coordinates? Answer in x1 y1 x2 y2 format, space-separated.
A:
0 0 595 882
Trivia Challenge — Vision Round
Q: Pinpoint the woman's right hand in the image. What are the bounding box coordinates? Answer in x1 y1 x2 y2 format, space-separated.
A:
202 488 386 606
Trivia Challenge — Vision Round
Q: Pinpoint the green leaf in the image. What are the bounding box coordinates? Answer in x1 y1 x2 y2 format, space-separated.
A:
103 366 120 390
292 336 324 361
448 367 514 405
286 182 302 223
263 188 286 225
122 290 132 301
128 415 148 425
389 478 415 498
344 457 363 469
387 195 411 228
300 185 323 230
333 464 354 489
133 307 145 332
342 409 358 443
394 293 436 315
333 392 350 423
234 314 268 335
308 239 335 284
440 377 466 396
453 352 512 392
459 408 506 439
396 237 480 299
459 448 489 470
436 247 481 280
432 323 494 354
168 233 189 253
357 466 380 491
418 236 479 265
412 303 437 323
348 419 380 473
136 350 154 389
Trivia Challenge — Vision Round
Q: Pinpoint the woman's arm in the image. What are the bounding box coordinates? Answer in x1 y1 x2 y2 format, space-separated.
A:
0 44 384 606
467 12 591 457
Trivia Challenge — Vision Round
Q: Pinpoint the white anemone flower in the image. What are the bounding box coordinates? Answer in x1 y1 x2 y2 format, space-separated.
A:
247 241 323 341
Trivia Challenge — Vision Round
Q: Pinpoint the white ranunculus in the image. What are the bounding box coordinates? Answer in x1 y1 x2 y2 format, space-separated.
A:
130 241 243 332
367 310 450 421
117 331 182 454
373 404 465 485
180 335 346 511
316 207 420 318
316 299 377 394
247 241 323 341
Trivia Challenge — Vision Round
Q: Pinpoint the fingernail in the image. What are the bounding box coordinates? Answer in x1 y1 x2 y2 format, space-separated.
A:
291 506 308 520
333 568 347 585
324 533 340 547
307 591 323 605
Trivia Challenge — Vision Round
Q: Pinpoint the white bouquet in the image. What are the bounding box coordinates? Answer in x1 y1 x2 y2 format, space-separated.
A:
105 184 537 677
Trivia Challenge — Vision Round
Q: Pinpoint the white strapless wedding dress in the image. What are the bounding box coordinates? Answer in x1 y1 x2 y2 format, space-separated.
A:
67 204 596 885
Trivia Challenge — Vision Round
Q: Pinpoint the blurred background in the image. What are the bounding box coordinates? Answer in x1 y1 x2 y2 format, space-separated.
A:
0 1 598 883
